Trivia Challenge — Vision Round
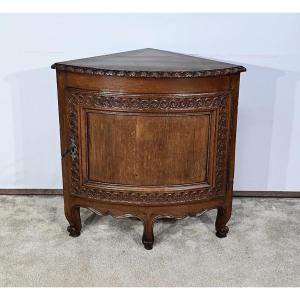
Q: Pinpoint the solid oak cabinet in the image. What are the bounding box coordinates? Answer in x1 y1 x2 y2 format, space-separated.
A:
52 48 246 249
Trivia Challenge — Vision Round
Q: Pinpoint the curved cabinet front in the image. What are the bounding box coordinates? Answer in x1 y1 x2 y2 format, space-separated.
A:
55 70 243 250
66 87 231 206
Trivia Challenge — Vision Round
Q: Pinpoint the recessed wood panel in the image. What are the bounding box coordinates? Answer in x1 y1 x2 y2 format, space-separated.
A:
85 111 212 186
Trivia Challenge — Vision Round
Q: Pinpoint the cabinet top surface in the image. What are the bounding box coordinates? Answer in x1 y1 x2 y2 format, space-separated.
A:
51 48 246 78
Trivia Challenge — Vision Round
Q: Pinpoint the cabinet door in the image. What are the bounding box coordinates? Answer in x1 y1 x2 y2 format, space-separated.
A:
66 88 231 205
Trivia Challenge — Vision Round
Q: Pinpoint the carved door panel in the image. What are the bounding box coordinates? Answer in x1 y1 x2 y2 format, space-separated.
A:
66 88 231 205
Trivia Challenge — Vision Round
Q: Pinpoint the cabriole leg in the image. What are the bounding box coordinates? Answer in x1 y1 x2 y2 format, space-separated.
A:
142 217 155 250
215 207 231 238
65 205 82 237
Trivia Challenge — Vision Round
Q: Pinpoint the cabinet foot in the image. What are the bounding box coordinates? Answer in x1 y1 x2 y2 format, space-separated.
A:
215 206 231 239
216 225 229 238
142 239 154 250
67 225 81 237
65 205 82 238
142 217 154 250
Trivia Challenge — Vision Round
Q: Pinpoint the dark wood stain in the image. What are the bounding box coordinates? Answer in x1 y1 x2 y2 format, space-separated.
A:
51 48 246 78
52 48 246 249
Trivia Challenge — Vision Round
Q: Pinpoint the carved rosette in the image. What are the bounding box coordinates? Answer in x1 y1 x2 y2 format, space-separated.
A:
66 88 230 205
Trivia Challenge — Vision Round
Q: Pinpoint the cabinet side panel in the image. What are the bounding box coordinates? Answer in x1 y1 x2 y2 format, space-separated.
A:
226 75 241 199
56 71 73 205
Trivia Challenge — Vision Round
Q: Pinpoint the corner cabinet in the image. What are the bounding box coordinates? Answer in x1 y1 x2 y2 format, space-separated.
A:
52 48 246 250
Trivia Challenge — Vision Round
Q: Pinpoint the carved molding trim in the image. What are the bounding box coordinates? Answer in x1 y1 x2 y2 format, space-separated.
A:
52 64 246 78
67 88 228 112
66 88 230 205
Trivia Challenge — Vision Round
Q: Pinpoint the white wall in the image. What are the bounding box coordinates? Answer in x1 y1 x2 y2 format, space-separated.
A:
1 13 300 191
